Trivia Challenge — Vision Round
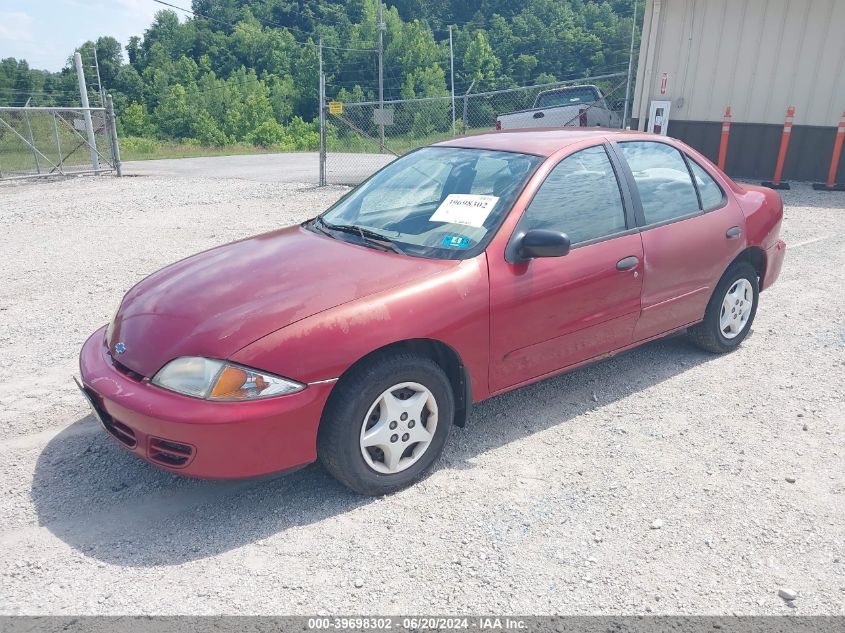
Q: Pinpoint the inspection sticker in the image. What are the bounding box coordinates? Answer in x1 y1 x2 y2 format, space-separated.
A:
442 235 471 249
429 194 499 228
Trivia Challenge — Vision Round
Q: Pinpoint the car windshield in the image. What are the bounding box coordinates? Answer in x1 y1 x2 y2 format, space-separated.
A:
316 146 543 259
535 87 599 108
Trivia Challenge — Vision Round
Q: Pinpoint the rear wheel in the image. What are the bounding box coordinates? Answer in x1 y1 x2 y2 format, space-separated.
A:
317 353 453 495
688 261 759 353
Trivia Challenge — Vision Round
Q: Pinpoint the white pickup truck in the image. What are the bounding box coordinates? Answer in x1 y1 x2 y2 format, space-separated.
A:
495 84 621 130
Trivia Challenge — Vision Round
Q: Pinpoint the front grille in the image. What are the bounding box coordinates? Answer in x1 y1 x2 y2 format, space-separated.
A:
149 437 194 468
110 357 145 382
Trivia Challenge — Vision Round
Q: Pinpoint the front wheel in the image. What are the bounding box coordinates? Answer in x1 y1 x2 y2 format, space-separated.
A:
317 353 453 495
688 261 759 353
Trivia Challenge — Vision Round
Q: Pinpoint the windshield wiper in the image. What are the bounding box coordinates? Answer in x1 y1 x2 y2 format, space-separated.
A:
315 217 406 255
309 217 334 238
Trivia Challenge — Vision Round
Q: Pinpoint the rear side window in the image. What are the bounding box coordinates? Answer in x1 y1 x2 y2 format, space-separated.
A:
523 145 627 244
618 141 699 225
688 159 725 210
535 86 600 108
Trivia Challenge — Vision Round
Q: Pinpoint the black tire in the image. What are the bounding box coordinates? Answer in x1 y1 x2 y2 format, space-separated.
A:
688 261 759 353
317 352 454 495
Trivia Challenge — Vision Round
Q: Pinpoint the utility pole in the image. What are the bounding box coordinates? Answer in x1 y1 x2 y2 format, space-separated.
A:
377 0 385 153
93 46 106 107
622 0 638 129
318 39 326 186
449 26 456 134
74 51 100 171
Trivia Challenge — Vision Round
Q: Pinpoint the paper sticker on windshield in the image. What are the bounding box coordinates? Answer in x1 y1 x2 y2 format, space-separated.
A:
442 235 471 249
430 194 499 228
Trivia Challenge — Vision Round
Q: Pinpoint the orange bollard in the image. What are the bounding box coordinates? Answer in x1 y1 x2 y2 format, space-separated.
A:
717 106 732 171
763 106 795 190
813 110 845 191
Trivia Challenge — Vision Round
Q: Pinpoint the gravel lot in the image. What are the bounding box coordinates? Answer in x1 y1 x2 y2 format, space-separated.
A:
0 173 843 615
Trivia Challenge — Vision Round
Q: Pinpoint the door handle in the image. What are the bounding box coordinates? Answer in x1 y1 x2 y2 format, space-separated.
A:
726 226 742 239
616 256 640 271
533 111 545 119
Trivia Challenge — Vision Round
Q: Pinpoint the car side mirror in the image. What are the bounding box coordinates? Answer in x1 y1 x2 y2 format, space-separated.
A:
516 229 571 261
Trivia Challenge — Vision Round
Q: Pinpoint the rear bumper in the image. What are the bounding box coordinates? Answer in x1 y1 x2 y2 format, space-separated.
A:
78 326 334 479
762 239 786 291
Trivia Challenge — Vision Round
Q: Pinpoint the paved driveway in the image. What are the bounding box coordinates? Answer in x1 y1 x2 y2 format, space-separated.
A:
123 152 320 183
123 151 394 185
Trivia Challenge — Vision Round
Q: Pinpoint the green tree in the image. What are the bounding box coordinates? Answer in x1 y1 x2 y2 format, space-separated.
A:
154 84 193 139
245 119 288 147
121 102 150 136
95 36 123 86
463 31 499 87
11 60 34 106
193 110 229 145
1 0 639 144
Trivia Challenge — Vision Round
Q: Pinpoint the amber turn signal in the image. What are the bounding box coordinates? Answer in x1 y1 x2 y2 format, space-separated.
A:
210 366 249 399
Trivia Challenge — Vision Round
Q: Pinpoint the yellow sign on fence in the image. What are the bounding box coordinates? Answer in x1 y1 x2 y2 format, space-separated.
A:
328 101 343 115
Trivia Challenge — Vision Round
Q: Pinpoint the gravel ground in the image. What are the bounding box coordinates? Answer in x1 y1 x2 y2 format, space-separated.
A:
0 174 843 615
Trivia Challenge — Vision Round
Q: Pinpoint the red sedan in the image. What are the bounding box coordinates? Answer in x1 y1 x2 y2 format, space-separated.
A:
78 129 786 495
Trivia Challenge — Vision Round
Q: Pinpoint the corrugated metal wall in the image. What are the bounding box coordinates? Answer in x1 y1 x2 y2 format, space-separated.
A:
631 0 845 182
633 0 845 127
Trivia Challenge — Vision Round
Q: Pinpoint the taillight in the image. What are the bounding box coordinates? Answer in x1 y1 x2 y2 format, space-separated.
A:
579 108 587 127
495 120 502 130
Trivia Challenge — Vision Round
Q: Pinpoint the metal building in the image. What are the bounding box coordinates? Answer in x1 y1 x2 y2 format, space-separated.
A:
631 0 845 183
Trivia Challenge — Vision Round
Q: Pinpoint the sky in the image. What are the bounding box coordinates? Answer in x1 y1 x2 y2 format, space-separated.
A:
0 0 163 71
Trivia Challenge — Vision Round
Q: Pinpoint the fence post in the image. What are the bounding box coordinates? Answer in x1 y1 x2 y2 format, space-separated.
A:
622 0 638 129
51 112 63 175
318 39 326 187
106 94 122 176
449 26 456 134
377 0 385 153
462 80 476 133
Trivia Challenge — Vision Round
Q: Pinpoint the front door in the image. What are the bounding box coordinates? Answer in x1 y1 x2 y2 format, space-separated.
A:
489 144 644 393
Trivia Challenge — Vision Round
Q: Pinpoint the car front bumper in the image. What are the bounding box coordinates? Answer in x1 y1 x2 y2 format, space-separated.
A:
78 326 334 479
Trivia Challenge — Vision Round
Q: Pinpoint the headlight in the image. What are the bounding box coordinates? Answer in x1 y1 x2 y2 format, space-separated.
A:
152 357 305 401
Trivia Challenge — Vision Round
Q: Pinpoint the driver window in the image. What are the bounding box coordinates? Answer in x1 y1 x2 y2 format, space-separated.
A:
523 145 627 244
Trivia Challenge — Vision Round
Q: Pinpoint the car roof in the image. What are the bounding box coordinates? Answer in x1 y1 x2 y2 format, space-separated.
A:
433 127 649 157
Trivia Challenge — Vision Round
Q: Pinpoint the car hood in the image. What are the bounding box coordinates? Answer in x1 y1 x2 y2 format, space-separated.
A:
107 225 456 378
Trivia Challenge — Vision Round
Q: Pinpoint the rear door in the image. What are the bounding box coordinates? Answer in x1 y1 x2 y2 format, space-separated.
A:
489 143 644 392
612 140 746 341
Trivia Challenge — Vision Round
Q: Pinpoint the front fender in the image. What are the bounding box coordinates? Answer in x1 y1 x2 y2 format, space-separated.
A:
230 256 492 403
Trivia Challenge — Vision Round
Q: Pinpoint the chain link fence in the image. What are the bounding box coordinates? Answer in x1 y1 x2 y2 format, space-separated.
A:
0 105 121 181
323 72 627 185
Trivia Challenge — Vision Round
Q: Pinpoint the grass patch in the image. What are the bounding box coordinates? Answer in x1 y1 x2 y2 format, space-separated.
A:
119 137 299 161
